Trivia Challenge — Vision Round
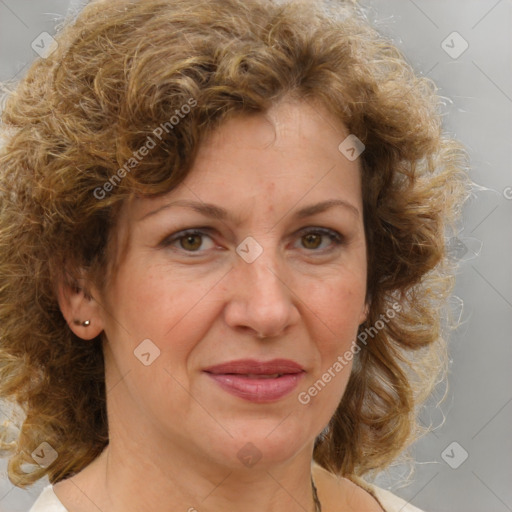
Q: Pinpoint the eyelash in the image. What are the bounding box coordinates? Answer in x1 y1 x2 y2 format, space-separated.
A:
161 227 344 255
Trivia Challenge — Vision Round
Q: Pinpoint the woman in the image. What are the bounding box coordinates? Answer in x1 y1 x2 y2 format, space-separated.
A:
0 0 469 511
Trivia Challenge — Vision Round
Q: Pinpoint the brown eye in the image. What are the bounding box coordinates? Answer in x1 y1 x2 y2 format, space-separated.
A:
162 229 216 253
296 228 343 252
180 234 203 251
302 233 322 249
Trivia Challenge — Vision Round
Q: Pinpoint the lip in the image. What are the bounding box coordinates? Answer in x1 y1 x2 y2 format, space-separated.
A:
204 358 304 375
204 358 305 403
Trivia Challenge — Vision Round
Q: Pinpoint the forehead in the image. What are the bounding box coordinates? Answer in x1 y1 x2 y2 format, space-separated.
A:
128 99 362 224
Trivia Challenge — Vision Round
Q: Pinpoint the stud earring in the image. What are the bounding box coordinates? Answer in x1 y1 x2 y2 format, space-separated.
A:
73 319 90 327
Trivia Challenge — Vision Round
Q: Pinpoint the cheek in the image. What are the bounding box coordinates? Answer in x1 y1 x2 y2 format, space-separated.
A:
104 258 224 366
297 275 365 414
303 283 364 409
306 272 366 348
111 259 203 326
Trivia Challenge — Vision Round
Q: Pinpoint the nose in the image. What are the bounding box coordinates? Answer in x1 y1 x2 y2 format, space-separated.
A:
223 248 300 339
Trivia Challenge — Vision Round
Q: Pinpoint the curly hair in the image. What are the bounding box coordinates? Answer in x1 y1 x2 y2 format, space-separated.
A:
0 0 469 488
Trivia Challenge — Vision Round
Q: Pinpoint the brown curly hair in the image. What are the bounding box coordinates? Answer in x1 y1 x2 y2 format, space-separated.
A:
0 0 469 488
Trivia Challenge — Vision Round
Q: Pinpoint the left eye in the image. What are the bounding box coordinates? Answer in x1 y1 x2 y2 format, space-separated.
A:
295 228 343 251
162 227 343 253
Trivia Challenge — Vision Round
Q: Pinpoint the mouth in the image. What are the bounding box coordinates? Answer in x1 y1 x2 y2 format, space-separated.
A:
204 358 304 375
203 359 305 403
239 373 284 379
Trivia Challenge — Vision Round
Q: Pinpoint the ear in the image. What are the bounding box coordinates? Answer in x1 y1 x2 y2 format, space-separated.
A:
56 271 104 340
358 290 371 326
358 301 370 326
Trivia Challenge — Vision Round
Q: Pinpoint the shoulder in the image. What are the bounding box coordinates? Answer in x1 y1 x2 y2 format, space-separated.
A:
344 474 426 512
312 462 426 512
312 463 383 511
29 485 69 512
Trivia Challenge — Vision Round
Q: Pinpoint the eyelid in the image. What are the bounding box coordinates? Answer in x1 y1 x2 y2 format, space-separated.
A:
160 227 217 249
295 226 343 242
160 225 344 254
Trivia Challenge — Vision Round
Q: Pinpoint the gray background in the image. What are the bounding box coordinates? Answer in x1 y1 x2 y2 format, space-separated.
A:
1 1 511 511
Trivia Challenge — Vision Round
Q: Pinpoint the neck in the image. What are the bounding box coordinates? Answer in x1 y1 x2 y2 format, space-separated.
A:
68 438 320 512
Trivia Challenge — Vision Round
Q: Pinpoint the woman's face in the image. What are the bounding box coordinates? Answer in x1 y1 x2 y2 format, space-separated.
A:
98 99 368 470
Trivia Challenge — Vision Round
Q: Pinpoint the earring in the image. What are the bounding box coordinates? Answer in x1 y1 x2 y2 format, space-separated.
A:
73 319 90 327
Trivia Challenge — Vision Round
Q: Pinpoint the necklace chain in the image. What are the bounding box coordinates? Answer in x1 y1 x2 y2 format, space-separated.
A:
311 476 322 512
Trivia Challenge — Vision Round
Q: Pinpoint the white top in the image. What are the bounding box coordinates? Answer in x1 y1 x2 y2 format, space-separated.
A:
29 482 425 512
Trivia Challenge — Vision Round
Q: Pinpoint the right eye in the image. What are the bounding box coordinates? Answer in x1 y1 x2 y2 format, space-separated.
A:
160 228 217 254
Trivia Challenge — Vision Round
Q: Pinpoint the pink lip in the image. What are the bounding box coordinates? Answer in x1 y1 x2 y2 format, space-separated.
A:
204 359 305 403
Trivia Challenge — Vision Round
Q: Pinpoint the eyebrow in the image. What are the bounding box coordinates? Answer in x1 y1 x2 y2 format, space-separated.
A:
138 198 360 223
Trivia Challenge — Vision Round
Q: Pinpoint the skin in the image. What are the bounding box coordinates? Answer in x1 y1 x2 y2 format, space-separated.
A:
56 99 382 512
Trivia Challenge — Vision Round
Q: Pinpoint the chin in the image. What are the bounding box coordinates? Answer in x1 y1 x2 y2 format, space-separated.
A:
212 422 312 471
